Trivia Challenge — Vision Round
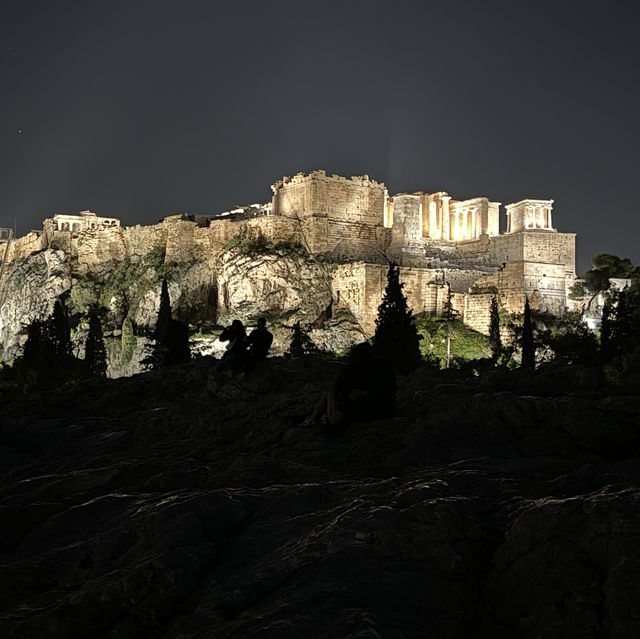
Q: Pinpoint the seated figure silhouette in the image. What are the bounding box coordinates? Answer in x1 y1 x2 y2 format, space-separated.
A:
304 342 396 432
247 317 273 363
215 319 248 373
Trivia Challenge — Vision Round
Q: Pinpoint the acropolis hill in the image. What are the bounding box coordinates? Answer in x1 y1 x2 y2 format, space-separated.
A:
0 170 576 369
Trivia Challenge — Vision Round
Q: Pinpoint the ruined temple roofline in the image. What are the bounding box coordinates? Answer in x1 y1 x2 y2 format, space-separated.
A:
271 170 384 191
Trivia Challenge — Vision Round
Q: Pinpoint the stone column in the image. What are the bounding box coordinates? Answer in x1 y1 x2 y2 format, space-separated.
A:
429 201 437 238
547 207 553 230
462 210 468 239
471 208 477 238
442 196 451 240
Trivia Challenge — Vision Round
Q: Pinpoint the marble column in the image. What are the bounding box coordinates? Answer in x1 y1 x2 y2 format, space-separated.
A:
442 196 451 240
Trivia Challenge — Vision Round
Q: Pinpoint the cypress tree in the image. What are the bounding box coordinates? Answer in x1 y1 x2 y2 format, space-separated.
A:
85 309 107 377
489 296 502 362
149 279 191 367
52 300 71 359
155 279 172 346
521 297 535 370
121 317 135 363
372 263 422 373
166 319 191 365
600 294 613 355
22 320 44 367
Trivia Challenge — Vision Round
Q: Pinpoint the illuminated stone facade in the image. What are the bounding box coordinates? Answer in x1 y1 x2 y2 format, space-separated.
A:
3 171 577 337
53 210 120 232
268 171 576 333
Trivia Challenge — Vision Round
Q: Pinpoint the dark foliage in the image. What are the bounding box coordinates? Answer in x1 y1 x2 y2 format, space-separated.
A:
148 279 191 367
521 298 535 370
52 300 71 358
488 297 502 362
165 319 191 365
581 253 637 294
84 309 107 378
598 283 640 382
12 299 81 389
372 263 422 374
287 321 320 358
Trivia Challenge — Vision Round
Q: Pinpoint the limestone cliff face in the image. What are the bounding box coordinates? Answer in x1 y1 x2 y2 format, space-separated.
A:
0 250 72 360
0 233 364 375
216 249 332 323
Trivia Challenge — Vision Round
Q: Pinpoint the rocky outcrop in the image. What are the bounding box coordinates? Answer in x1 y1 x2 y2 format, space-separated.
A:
0 236 365 371
0 250 72 360
0 360 638 638
216 249 332 324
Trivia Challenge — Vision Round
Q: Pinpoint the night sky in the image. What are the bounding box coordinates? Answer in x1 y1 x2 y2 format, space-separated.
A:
2 0 639 274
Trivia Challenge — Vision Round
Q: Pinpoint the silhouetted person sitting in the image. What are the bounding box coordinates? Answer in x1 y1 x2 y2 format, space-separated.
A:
303 342 396 432
215 319 248 373
247 317 273 362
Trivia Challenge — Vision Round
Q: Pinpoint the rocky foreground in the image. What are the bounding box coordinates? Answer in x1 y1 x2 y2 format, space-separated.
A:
1 358 639 639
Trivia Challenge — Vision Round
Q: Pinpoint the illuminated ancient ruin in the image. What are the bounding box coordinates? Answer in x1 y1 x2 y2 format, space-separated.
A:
1 170 576 335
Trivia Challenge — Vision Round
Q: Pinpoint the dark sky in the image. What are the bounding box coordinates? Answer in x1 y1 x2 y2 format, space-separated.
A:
2 0 639 273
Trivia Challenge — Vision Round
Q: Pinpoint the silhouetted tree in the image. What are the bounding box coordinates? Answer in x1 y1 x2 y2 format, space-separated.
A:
155 279 171 344
581 253 635 294
52 300 71 359
372 263 422 373
165 319 191 365
85 309 107 377
287 321 320 357
148 279 190 367
600 296 613 348
521 297 535 370
488 296 502 363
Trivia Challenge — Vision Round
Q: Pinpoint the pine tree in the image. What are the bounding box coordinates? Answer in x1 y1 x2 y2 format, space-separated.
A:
156 279 172 345
372 263 422 373
287 321 320 357
489 296 502 362
85 309 107 377
521 297 535 370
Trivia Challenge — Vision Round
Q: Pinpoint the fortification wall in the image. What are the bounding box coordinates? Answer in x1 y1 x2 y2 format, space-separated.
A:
123 224 169 260
5 231 45 262
272 171 386 226
463 293 494 335
488 230 576 271
331 263 469 336
332 262 368 331
75 227 128 274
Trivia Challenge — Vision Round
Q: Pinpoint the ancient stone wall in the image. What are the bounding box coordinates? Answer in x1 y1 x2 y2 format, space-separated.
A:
5 231 45 262
75 227 128 275
463 293 494 335
332 262 368 331
331 263 469 336
272 171 386 227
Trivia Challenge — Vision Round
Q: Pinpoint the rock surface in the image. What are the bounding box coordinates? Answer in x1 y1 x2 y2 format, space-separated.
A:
0 245 362 374
0 359 639 638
